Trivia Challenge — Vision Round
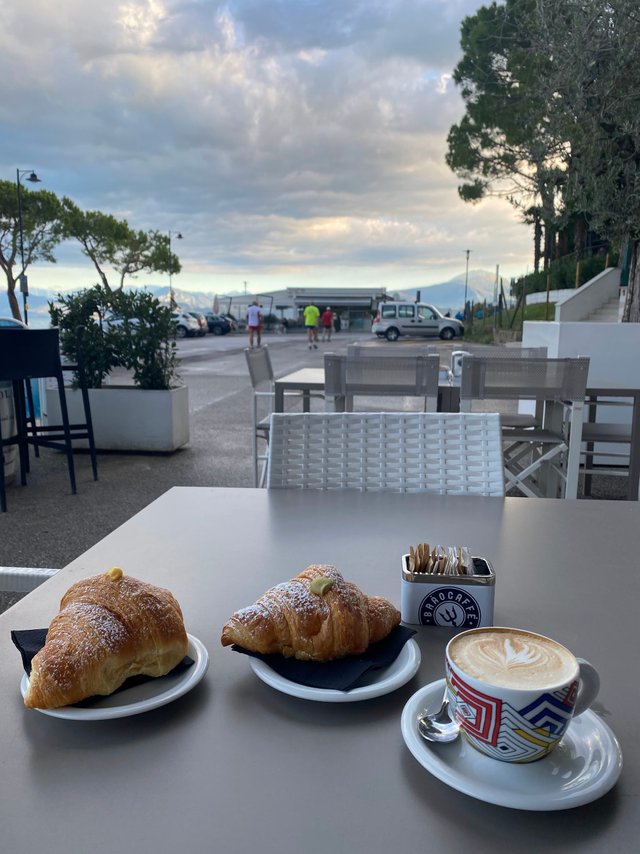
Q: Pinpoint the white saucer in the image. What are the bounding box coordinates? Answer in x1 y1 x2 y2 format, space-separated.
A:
249 638 421 703
401 679 623 811
21 634 209 721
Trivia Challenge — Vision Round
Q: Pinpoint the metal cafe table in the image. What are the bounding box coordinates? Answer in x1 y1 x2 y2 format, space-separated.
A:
0 487 635 854
274 367 327 412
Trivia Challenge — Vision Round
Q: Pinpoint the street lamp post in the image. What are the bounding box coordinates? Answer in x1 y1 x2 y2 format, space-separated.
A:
168 230 183 311
15 169 42 325
463 248 471 324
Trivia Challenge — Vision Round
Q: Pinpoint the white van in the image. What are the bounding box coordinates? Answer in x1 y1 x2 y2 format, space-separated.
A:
372 302 464 342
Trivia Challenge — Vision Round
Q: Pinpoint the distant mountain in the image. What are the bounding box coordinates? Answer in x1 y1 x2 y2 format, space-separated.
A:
8 271 503 328
143 286 223 311
6 285 222 328
396 271 500 312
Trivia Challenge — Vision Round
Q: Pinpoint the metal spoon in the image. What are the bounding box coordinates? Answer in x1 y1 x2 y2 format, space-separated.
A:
417 691 460 743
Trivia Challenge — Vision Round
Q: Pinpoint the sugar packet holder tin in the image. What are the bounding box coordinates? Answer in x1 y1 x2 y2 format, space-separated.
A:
400 554 495 629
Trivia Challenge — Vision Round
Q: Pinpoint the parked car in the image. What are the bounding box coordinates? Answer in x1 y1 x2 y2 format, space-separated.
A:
205 313 232 335
171 311 201 338
188 312 208 337
372 302 464 341
100 312 140 331
0 317 27 328
222 314 238 331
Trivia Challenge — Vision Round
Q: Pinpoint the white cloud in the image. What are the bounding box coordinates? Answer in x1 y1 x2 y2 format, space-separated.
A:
0 0 533 300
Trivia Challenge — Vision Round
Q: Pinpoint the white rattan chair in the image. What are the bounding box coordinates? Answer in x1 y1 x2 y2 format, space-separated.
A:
324 352 440 413
0 567 58 594
460 356 590 499
267 411 505 495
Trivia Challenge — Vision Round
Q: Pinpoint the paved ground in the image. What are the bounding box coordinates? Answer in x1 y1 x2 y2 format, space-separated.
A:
0 329 627 612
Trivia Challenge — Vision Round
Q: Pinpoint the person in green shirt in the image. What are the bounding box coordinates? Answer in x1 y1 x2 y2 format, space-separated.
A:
303 303 320 349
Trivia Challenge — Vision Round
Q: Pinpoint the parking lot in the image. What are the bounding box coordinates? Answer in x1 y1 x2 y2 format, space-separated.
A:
3 329 459 576
0 327 622 602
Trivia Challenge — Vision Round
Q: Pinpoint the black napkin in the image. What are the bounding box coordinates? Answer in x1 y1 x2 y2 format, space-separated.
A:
11 629 194 707
231 624 416 691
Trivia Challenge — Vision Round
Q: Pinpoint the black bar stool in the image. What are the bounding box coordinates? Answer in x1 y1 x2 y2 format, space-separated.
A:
0 327 97 511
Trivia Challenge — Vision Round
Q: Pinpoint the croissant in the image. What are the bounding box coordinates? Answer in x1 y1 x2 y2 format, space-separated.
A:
220 564 400 661
24 567 189 709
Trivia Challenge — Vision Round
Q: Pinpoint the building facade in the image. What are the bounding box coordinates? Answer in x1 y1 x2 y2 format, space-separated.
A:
221 286 390 330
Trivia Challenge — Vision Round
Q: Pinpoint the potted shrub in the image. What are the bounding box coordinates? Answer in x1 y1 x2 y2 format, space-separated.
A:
47 285 189 452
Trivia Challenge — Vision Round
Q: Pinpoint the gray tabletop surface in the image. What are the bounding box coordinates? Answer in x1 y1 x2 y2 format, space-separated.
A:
1 488 637 853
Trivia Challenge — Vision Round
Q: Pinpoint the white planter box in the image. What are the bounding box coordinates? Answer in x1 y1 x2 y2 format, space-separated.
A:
45 385 190 452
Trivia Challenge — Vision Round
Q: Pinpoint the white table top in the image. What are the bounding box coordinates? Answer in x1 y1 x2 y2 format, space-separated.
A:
275 367 326 386
1 488 637 853
275 366 457 387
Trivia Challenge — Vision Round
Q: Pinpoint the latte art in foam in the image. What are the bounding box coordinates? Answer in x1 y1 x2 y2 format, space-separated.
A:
448 628 577 689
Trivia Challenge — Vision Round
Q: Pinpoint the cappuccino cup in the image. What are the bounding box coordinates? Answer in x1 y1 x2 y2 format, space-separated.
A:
445 627 600 763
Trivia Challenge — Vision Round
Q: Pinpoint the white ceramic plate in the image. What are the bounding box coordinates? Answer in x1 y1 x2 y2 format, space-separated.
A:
21 634 209 721
249 638 421 703
401 679 623 811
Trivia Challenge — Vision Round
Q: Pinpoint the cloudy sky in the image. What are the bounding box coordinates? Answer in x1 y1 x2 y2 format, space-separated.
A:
1 0 533 297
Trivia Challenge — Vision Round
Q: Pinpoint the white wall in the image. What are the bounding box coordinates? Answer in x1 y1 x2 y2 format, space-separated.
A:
523 320 640 490
526 289 574 306
522 321 640 384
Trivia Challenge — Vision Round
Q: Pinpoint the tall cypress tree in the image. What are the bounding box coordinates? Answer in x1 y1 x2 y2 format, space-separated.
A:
529 0 640 320
446 0 566 271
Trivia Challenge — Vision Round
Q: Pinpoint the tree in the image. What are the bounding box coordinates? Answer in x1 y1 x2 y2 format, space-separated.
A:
48 284 120 387
0 179 64 320
446 0 569 271
524 0 640 321
448 0 640 321
49 284 178 390
62 200 181 291
117 230 181 291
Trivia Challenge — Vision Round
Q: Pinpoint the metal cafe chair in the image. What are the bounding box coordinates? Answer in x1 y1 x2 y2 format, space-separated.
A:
581 388 640 500
324 352 441 413
451 347 548 428
459 356 590 499
244 346 276 487
450 346 548 377
244 346 323 487
267 411 505 496
346 343 439 358
0 327 96 512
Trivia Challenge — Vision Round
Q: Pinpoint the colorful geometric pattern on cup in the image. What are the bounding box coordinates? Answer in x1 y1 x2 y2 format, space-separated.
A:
445 627 600 764
446 666 578 762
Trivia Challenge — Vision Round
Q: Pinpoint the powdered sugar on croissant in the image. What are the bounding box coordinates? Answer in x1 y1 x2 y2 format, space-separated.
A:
24 567 188 709
220 564 400 661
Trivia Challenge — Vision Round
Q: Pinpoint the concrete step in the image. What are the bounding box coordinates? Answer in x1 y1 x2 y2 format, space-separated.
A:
585 296 622 322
